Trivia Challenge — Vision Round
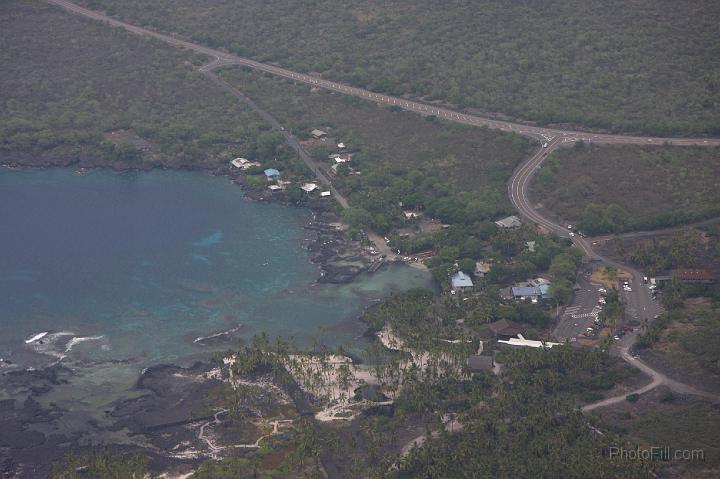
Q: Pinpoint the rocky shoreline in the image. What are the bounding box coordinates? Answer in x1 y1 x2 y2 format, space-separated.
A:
0 160 397 477
0 159 383 285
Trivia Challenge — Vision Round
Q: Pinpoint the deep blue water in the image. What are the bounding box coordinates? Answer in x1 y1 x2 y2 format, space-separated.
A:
0 167 432 369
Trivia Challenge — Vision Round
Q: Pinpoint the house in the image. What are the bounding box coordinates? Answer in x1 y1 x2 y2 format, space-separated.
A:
451 271 474 290
525 241 536 253
301 183 318 193
264 168 280 180
231 158 261 170
672 268 715 284
403 210 423 220
495 215 521 228
337 142 346 149
311 129 328 139
511 284 552 302
487 319 525 340
466 355 494 373
334 157 349 164
231 157 248 168
474 261 492 277
320 191 331 198
268 184 283 191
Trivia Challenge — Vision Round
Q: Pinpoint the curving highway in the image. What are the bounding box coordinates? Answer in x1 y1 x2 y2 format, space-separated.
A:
46 0 720 407
45 0 720 147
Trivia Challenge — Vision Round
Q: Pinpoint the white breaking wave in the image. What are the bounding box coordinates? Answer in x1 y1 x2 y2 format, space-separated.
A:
25 332 48 344
193 325 243 344
65 335 104 353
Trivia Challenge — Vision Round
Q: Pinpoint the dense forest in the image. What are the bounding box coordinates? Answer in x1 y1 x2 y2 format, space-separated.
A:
77 0 720 135
0 0 279 169
532 143 720 234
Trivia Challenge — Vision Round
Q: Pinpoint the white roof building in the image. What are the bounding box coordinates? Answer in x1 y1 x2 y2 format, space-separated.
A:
498 334 561 349
231 158 248 168
301 183 319 192
320 191 331 197
403 210 423 219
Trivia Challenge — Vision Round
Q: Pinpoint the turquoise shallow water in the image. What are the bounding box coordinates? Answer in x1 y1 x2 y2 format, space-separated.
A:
0 167 432 370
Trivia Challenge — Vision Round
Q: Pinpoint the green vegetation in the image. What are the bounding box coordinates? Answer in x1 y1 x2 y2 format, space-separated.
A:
629 230 712 275
78 0 720 135
220 68 530 233
53 451 148 479
533 144 720 234
601 398 720 476
637 296 720 385
394 347 647 478
0 0 278 169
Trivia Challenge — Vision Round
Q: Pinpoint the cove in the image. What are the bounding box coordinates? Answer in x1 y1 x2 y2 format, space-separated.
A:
0 167 433 371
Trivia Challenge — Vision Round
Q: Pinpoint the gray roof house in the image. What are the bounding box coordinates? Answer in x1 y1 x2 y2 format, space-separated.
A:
495 215 522 228
451 271 474 289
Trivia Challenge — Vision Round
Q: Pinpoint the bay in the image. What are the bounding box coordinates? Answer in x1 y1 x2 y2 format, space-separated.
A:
0 167 432 370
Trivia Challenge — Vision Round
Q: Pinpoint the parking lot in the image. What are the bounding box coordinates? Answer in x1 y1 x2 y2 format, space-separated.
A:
553 269 604 341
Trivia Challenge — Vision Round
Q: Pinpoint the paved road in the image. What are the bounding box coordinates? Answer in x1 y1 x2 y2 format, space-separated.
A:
509 135 718 409
47 0 717 405
45 0 720 147
200 66 394 258
588 216 720 244
553 269 603 342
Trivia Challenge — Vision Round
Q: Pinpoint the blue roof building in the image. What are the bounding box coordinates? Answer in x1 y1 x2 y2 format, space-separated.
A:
451 271 474 289
264 168 280 179
511 285 552 300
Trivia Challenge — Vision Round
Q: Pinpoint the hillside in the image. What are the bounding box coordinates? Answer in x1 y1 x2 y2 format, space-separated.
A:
531 143 720 234
77 0 720 135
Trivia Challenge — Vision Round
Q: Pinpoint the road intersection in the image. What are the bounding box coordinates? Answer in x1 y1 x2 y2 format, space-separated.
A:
45 0 720 407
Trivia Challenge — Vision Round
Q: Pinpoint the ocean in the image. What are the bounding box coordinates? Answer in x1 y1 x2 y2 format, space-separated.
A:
0 167 431 415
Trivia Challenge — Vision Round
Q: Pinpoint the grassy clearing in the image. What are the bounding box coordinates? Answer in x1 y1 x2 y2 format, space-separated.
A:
532 143 720 234
77 0 720 135
591 266 632 289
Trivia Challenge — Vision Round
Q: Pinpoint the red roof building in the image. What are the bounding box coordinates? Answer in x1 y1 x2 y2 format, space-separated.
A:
672 269 715 283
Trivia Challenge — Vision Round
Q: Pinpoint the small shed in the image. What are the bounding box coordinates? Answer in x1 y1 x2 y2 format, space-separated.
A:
474 261 491 277
320 191 331 198
264 168 280 179
311 129 328 139
451 271 474 290
301 183 318 192
268 184 283 191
